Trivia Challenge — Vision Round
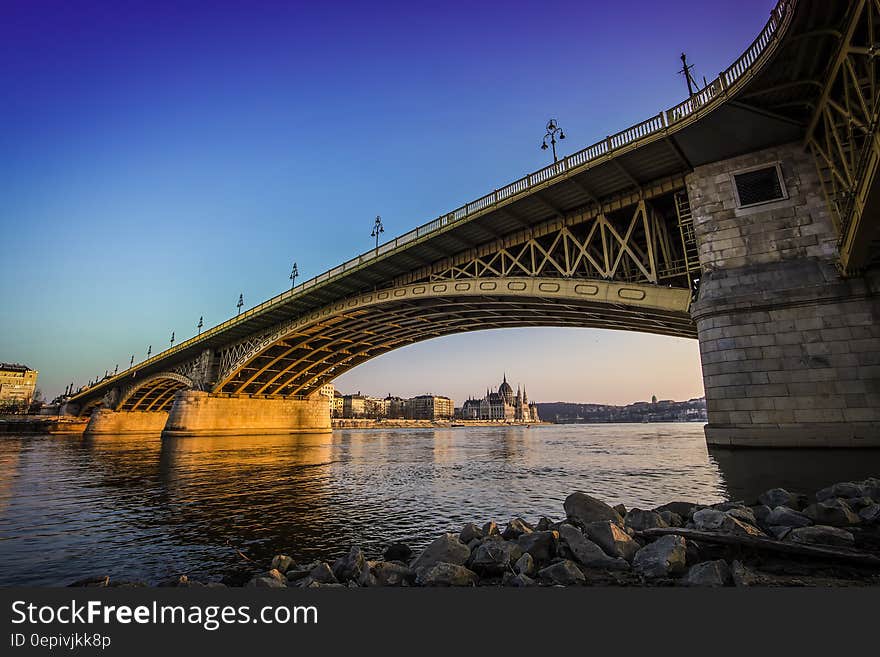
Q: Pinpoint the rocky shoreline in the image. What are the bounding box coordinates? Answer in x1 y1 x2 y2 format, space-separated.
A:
73 477 880 588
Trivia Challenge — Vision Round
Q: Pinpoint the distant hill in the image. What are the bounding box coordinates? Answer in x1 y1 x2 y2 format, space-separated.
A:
536 398 706 424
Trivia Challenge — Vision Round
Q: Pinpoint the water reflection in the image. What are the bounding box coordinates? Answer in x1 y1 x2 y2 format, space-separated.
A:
0 424 877 586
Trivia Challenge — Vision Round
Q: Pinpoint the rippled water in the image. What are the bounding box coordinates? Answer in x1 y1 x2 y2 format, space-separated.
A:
1 423 879 586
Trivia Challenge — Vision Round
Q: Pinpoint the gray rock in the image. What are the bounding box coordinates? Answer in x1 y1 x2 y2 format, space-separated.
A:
683 560 731 587
692 509 765 536
803 498 861 527
535 517 555 531
284 561 321 582
859 503 880 524
585 521 639 561
459 523 483 544
537 560 586 585
501 518 533 539
659 510 684 527
767 506 812 528
817 482 863 501
411 533 471 571
270 555 294 574
632 535 687 579
514 553 535 576
383 543 412 562
308 562 338 584
769 526 792 540
416 562 478 587
730 560 761 587
564 492 623 526
654 501 701 520
786 525 855 548
482 521 500 537
502 572 536 587
758 488 799 509
861 478 880 500
724 506 758 526
625 509 668 532
751 505 772 526
613 503 628 517
558 523 629 570
470 540 521 575
332 546 366 583
369 561 415 586
517 530 559 563
247 575 286 588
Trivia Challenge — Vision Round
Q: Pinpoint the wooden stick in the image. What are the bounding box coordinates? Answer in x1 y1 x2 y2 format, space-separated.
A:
636 527 880 567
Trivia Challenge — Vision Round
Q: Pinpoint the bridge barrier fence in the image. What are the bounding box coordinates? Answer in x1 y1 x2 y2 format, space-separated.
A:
72 1 793 400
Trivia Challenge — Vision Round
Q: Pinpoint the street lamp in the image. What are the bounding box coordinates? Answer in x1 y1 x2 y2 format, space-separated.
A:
130 355 134 368
170 331 175 348
541 118 566 163
197 316 204 335
371 215 384 251
237 294 244 316
147 345 152 358
290 262 299 289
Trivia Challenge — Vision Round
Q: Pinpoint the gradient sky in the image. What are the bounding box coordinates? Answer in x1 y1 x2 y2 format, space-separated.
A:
0 0 777 404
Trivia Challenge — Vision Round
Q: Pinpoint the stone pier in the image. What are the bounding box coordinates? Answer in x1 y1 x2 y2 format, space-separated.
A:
689 142 880 447
84 409 170 436
161 390 331 437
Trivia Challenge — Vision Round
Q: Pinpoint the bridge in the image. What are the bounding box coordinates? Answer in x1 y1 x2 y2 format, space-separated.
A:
67 0 880 447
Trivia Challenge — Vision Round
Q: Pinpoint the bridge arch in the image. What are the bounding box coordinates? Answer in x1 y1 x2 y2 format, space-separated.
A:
116 372 194 412
214 276 695 398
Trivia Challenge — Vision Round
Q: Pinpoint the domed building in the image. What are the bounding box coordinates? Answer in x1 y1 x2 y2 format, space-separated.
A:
459 374 540 422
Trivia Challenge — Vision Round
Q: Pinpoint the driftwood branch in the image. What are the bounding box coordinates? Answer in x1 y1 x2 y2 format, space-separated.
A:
636 527 880 568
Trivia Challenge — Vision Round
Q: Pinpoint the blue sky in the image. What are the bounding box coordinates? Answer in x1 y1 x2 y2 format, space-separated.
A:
0 0 777 403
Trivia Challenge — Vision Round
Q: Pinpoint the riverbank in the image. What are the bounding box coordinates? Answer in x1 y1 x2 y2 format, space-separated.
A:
73 476 880 588
332 418 548 429
0 415 88 434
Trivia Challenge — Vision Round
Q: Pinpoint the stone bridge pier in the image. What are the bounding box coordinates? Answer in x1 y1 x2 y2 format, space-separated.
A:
689 143 880 447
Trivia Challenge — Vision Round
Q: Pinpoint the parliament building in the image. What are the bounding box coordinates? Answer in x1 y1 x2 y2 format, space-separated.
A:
459 374 540 422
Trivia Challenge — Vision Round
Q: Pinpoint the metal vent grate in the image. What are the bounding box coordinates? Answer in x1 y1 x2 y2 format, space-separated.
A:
733 166 785 207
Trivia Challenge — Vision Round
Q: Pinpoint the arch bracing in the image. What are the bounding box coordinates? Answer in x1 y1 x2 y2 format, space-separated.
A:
214 277 694 398
116 372 194 412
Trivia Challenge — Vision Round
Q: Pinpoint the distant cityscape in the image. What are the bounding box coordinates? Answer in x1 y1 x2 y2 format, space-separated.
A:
536 396 707 424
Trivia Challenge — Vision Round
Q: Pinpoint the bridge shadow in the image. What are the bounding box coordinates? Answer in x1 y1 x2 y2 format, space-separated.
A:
708 446 880 502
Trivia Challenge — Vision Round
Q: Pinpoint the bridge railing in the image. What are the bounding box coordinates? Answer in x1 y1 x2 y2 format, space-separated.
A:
72 1 794 400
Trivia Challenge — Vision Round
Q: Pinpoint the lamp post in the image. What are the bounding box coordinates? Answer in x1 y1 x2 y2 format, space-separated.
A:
289 262 299 289
170 331 175 348
237 294 244 316
147 345 152 358
541 118 566 163
197 316 204 335
371 215 384 251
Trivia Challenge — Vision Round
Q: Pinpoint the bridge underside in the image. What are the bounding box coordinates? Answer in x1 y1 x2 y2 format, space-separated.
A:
118 378 189 413
215 278 694 398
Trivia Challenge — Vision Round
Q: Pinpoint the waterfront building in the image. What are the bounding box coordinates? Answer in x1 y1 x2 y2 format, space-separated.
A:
0 363 38 412
407 394 454 420
342 394 367 418
460 374 539 422
385 396 408 419
319 383 335 416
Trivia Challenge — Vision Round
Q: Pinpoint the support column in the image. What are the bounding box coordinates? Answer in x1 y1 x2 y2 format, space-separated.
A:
688 142 880 447
162 390 331 437
84 408 170 436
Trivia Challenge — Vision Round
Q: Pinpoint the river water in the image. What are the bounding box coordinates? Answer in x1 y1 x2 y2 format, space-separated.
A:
1 423 879 586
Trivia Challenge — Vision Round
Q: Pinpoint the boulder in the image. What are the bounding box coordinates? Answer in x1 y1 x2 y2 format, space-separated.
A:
803 498 861 527
658 510 684 527
816 482 864 501
585 521 639 561
332 546 366 583
564 492 623 526
683 560 731 587
383 543 412 562
514 553 536 576
369 561 416 586
724 506 758 527
517 530 559 563
482 521 500 537
558 523 629 570
730 560 761 587
270 555 294 574
416 563 478 587
846 496 875 510
459 523 483 544
411 533 470 571
537 560 586 585
750 505 772 526
654 501 700 520
284 561 321 582
308 562 338 584
501 518 533 539
502 572 536 587
861 478 880 500
625 509 668 532
535 517 555 531
692 509 765 537
632 535 687 579
767 506 812 528
613 503 628 517
758 488 799 509
470 540 521 575
859 504 880 524
246 575 286 588
786 525 855 548
768 526 792 541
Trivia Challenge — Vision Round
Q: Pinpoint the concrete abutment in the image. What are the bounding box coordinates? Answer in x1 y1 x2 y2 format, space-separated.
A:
84 409 170 436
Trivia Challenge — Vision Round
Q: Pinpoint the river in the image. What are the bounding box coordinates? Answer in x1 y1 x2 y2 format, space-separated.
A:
1 423 878 586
